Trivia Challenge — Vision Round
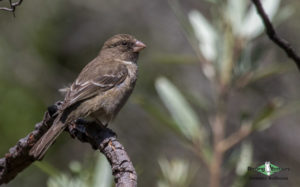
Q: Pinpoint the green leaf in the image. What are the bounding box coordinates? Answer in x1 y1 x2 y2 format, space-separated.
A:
235 141 253 176
92 155 113 187
158 158 195 187
69 161 82 174
47 174 87 187
234 42 254 76
240 0 281 39
218 24 234 85
45 156 113 187
226 0 247 35
252 98 283 131
155 77 206 142
251 99 300 132
184 91 212 112
34 161 60 177
188 10 217 61
134 95 182 135
250 64 292 83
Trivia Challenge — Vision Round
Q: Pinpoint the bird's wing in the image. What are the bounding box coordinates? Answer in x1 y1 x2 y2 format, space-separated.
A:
64 63 128 108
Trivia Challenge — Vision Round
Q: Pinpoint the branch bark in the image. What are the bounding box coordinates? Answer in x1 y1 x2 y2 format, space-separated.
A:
251 0 300 71
0 102 137 187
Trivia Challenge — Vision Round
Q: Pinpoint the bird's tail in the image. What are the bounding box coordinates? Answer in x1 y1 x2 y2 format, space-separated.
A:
29 114 66 160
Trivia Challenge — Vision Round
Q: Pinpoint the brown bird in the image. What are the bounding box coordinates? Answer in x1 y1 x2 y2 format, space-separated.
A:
29 34 146 160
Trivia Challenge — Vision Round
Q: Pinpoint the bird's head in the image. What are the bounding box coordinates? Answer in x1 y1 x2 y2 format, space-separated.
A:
101 34 146 62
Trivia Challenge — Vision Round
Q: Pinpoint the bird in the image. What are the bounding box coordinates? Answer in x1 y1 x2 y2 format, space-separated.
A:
29 34 146 160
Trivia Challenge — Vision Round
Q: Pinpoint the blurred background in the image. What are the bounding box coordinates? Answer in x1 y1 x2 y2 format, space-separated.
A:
0 0 300 186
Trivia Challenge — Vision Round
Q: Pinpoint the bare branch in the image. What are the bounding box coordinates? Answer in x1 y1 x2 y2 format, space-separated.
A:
251 0 300 71
0 0 23 12
0 102 137 187
67 121 137 187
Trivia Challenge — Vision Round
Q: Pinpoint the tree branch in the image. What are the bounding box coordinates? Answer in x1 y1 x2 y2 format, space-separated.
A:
251 0 300 71
0 0 23 12
0 102 137 187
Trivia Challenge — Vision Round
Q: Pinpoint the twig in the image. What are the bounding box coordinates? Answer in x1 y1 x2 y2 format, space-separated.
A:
0 102 137 187
251 0 300 71
209 113 225 187
0 0 23 12
217 124 252 152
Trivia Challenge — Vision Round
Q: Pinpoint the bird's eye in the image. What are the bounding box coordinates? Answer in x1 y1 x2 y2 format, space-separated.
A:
122 41 128 46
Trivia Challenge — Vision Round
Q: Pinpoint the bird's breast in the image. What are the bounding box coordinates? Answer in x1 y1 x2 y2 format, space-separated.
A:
94 63 138 124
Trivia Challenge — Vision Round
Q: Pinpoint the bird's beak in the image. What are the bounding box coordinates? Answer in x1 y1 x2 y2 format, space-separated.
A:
133 40 146 52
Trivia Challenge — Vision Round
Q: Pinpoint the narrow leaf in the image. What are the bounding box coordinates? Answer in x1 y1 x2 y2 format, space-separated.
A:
227 0 247 34
236 141 253 176
155 77 205 142
92 155 112 187
188 10 217 61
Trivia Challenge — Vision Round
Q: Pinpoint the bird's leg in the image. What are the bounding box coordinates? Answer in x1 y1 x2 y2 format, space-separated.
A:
75 118 87 125
95 119 106 128
47 101 64 118
90 114 107 129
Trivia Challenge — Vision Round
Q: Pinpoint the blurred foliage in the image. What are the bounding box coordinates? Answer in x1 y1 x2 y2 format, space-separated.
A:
155 77 205 142
1 0 300 186
0 77 45 152
35 154 112 187
140 0 300 186
157 158 196 187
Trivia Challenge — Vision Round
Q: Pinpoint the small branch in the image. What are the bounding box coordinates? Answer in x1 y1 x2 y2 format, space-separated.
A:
209 113 225 187
0 102 137 186
0 0 23 12
217 124 252 152
251 0 300 71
